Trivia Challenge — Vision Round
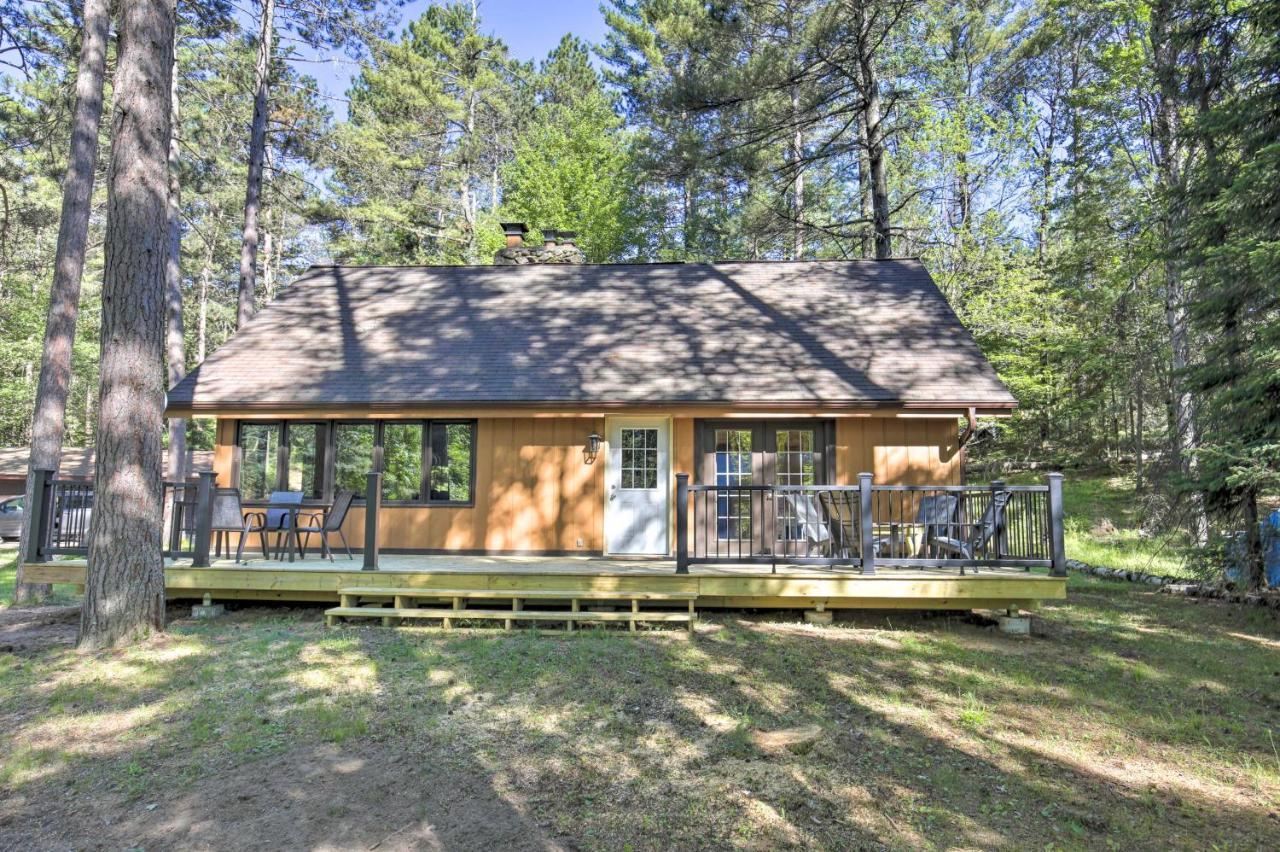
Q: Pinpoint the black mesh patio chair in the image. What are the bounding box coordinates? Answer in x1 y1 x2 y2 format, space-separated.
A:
295 489 355 561
932 490 1012 571
209 488 269 564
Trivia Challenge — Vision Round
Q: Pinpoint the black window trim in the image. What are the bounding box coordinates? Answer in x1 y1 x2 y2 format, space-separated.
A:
234 418 477 508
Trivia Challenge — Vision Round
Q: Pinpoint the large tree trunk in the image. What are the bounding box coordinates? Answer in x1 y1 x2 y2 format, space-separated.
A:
853 1 891 259
14 0 110 604
197 241 212 362
790 84 805 260
1150 0 1209 546
165 49 187 481
237 0 274 328
79 0 175 651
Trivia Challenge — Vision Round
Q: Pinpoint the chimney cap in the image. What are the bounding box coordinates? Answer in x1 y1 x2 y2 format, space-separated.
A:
500 222 528 237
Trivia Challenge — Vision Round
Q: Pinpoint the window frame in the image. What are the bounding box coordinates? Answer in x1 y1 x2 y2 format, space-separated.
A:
234 419 477 508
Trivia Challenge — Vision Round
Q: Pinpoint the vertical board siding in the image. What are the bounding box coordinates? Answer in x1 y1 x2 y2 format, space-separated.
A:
212 414 957 553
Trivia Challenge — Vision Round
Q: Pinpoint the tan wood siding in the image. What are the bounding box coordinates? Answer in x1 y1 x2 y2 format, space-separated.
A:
213 413 958 553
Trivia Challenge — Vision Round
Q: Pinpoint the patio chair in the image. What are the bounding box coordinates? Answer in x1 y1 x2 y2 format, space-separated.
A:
874 494 960 558
209 488 269 564
295 489 356 561
263 490 304 559
931 490 1011 569
777 491 833 557
817 490 859 558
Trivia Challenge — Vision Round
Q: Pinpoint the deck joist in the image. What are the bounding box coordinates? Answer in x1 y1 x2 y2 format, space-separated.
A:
22 557 1066 611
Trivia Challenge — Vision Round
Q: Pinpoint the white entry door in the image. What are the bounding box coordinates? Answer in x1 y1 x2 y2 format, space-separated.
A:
604 418 670 555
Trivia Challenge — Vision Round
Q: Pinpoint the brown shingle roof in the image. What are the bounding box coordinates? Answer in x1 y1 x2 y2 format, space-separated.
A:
167 260 1015 409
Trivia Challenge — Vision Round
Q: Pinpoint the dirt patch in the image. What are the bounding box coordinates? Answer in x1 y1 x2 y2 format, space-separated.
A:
0 605 78 653
1 742 570 851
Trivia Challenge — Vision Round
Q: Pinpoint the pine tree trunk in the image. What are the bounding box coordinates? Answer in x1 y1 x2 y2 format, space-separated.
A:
14 0 110 604
79 0 175 651
165 49 187 481
237 0 274 329
854 1 891 259
791 86 804 260
1150 0 1208 546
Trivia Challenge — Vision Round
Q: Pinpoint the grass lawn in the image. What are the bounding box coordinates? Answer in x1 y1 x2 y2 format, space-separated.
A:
1010 472 1194 579
2 567 1278 849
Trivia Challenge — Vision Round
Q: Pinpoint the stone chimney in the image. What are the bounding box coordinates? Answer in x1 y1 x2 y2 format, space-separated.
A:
493 223 585 265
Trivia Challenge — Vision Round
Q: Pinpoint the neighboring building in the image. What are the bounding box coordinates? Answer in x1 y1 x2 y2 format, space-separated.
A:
164 227 1014 558
0 447 214 497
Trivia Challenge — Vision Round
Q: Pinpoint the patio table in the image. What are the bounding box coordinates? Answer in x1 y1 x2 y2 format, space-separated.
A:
873 522 927 557
260 501 329 562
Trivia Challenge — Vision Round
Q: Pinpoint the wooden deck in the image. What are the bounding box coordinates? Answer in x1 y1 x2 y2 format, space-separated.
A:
23 554 1066 612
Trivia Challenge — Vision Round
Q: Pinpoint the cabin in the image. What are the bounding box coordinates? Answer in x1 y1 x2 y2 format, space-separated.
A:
21 226 1066 627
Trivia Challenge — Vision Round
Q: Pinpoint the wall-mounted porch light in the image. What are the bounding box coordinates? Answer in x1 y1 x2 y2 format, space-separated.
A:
586 432 602 457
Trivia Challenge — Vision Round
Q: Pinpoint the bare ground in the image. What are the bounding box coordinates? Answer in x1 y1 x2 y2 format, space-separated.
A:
1 741 568 851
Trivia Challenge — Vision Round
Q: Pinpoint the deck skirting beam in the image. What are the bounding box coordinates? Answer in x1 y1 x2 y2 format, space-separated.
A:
20 559 1066 612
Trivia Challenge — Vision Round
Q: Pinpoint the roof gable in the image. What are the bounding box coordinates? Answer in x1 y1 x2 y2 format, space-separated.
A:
168 259 1014 409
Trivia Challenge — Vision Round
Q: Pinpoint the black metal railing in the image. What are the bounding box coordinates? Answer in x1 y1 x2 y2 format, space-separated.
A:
26 468 219 565
681 484 864 567
676 473 1067 576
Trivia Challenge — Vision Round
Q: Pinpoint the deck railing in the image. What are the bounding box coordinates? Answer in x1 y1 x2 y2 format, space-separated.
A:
676 472 1067 576
25 468 219 565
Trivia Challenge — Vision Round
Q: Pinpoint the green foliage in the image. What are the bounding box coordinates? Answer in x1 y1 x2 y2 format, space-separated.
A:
500 36 638 261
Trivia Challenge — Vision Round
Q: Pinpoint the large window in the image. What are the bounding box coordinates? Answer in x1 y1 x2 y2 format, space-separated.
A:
286 423 324 499
239 423 280 501
334 423 375 496
382 423 423 501
428 422 473 503
235 419 475 505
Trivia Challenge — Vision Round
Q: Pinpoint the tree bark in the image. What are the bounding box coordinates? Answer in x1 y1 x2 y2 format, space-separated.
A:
165 48 187 481
79 0 175 650
1150 0 1208 546
790 79 804 259
853 1 891 259
237 0 274 328
14 0 110 604
197 239 212 362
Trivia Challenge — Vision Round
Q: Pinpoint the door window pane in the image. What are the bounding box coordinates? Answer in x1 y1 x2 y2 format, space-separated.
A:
620 428 658 490
775 429 815 541
238 423 279 501
429 422 473 502
334 423 375 496
714 428 752 540
382 423 423 501
285 423 323 499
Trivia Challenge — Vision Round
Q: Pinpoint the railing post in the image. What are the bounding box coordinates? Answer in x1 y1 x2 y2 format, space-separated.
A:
363 470 382 571
25 468 54 564
192 471 216 567
859 472 875 575
1048 473 1067 577
675 473 689 574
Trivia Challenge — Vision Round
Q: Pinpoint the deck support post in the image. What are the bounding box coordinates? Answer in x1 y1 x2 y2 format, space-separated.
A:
25 468 55 564
858 472 875 575
675 472 689 574
1048 473 1067 577
192 470 216 567
363 471 382 571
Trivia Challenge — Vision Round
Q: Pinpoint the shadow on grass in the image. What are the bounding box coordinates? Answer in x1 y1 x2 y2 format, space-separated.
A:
0 580 1277 849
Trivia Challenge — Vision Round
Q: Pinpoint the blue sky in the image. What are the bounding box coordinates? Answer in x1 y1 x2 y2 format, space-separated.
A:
301 0 611 121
